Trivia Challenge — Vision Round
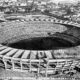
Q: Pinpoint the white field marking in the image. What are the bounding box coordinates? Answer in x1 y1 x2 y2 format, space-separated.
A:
0 47 12 55
13 50 24 58
45 51 53 59
30 51 37 59
5 49 18 56
21 50 30 59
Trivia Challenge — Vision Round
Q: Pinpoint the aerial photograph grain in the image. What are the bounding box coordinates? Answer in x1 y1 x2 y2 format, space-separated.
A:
0 0 80 80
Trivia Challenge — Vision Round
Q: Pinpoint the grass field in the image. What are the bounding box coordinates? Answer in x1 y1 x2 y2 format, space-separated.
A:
0 20 67 43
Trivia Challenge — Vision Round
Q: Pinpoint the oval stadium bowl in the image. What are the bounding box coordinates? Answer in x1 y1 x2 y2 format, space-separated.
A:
0 16 80 78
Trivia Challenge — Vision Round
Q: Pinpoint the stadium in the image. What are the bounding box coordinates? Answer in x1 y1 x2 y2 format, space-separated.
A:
0 0 80 80
0 15 80 79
